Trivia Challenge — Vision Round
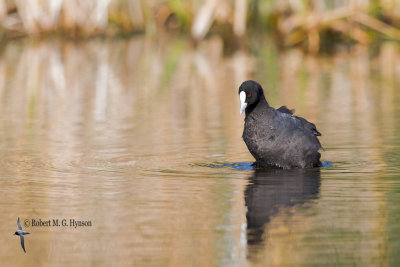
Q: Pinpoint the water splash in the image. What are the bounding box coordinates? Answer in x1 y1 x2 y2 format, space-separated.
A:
321 161 334 168
192 162 254 171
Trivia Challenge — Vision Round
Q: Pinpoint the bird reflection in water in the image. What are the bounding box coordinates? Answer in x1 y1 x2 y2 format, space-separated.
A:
244 168 320 248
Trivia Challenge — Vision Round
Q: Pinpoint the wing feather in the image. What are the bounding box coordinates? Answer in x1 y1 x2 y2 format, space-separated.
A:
17 217 22 230
20 235 26 253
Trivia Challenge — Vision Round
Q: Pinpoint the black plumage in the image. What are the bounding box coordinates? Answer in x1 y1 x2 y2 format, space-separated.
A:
239 80 322 169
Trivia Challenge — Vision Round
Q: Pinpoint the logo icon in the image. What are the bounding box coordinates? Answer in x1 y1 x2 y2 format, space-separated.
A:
14 217 30 253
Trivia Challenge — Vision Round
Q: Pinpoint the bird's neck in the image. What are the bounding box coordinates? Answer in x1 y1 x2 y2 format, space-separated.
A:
245 97 269 116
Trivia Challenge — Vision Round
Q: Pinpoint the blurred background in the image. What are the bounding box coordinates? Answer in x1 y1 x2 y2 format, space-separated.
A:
0 0 400 53
0 0 400 266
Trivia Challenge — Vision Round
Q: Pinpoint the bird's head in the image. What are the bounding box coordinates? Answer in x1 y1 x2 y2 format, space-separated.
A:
238 80 265 116
14 231 18 235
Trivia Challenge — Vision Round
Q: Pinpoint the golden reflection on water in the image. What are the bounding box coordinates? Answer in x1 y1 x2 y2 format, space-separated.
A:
0 37 399 265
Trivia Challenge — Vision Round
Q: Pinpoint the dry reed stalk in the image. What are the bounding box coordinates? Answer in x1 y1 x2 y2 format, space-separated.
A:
0 0 6 23
127 0 145 30
352 13 400 39
62 0 111 33
233 0 248 37
14 0 63 33
279 0 400 52
191 0 218 41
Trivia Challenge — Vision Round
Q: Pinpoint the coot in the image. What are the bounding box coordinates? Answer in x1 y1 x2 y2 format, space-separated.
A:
239 80 322 169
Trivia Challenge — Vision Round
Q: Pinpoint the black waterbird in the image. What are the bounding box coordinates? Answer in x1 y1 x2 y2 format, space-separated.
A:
239 80 322 169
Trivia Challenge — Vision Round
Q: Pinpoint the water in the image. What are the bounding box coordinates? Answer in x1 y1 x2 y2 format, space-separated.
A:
0 37 399 266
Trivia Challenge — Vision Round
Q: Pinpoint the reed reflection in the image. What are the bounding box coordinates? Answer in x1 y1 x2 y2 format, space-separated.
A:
244 168 320 248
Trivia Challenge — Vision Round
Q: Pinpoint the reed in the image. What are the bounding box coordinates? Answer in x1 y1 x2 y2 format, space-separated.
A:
269 0 400 52
0 0 399 52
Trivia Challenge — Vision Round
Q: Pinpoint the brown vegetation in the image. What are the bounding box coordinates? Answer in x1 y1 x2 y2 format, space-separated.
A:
0 0 399 52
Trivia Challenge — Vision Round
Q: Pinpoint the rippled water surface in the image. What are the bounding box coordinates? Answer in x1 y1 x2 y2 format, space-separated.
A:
0 38 400 266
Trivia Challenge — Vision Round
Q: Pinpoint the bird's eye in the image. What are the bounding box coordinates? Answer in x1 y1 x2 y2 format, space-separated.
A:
248 93 251 97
